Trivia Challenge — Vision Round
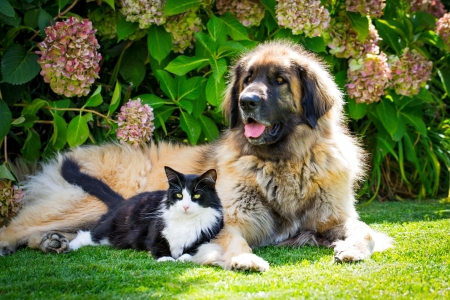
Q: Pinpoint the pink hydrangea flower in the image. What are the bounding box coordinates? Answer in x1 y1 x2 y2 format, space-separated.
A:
410 0 447 18
164 9 204 53
119 0 166 29
388 48 433 97
327 14 380 58
276 0 330 38
345 0 386 17
436 13 450 52
216 0 265 27
346 52 392 103
0 180 24 222
36 17 102 98
116 98 155 147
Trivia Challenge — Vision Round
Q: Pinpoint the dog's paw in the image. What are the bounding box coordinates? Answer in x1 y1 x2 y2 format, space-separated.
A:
39 232 70 254
229 253 269 272
333 240 370 263
0 242 16 256
176 254 193 263
157 256 175 262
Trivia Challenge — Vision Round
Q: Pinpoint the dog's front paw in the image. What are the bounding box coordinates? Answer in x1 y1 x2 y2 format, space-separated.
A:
333 240 371 263
39 232 70 254
0 242 16 256
229 253 269 272
176 254 193 263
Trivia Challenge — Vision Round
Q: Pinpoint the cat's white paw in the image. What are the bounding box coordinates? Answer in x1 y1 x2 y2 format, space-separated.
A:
229 253 269 272
176 254 193 262
157 256 175 262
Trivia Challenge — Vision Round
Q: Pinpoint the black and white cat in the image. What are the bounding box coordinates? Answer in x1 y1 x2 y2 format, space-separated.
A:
60 158 223 262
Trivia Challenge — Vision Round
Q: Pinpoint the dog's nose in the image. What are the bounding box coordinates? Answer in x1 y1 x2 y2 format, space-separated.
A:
240 93 260 111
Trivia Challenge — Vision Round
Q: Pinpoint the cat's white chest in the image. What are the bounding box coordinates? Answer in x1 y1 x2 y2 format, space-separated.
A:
161 191 220 258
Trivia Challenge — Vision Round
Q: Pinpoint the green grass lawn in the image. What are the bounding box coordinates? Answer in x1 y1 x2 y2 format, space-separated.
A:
1 200 449 299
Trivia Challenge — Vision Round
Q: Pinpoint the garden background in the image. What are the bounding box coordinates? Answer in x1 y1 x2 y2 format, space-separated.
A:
0 1 450 299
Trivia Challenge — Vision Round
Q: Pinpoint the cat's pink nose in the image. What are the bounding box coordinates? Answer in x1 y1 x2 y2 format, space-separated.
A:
183 205 189 212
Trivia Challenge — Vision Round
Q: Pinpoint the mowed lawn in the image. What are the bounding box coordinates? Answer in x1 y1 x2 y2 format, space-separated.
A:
1 200 449 299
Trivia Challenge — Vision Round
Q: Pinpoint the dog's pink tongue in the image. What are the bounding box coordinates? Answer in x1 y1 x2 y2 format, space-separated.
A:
244 123 266 138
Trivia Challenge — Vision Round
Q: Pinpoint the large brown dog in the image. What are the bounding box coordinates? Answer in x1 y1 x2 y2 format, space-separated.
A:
0 41 391 271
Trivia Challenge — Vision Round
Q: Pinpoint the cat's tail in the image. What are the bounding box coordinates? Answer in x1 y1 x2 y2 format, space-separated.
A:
60 157 124 209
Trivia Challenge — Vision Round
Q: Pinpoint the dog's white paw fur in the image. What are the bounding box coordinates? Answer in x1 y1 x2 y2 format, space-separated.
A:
229 253 270 272
333 240 372 262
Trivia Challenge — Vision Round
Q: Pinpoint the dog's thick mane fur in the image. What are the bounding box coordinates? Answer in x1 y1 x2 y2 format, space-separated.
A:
0 41 391 270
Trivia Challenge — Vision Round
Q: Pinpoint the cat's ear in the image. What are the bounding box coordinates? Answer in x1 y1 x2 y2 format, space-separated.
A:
164 166 182 184
200 169 217 186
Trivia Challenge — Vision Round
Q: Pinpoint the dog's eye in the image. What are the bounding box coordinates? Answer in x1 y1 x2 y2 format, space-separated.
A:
176 193 183 199
193 194 201 199
276 77 285 84
246 76 251 83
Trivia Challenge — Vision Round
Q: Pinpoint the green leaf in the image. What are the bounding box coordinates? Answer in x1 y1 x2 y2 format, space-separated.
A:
376 135 398 160
67 115 90 148
164 0 200 16
0 10 20 27
108 81 122 116
375 19 402 54
83 86 103 108
437 69 450 96
180 111 201 144
199 115 219 142
0 0 15 18
116 18 139 41
50 99 70 116
137 94 166 109
148 25 172 63
165 56 208 76
402 113 427 137
209 58 227 82
347 98 367 120
415 88 433 103
24 9 40 28
153 106 176 130
21 129 41 162
303 36 327 53
220 12 250 41
155 70 176 101
376 99 398 137
217 41 247 58
0 163 16 181
178 100 194 114
58 0 70 11
392 114 406 141
205 75 225 106
195 32 217 58
207 16 227 44
1 44 40 85
346 12 369 42
12 114 38 129
119 44 147 87
38 8 53 36
103 0 115 10
260 0 277 17
51 114 67 150
22 98 49 116
178 76 203 101
0 100 12 142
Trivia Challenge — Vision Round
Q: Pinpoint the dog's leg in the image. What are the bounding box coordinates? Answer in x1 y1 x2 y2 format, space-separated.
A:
29 231 77 253
194 226 269 272
324 218 393 262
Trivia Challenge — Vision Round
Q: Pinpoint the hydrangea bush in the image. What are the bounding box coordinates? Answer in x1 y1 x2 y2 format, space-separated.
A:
1 0 450 214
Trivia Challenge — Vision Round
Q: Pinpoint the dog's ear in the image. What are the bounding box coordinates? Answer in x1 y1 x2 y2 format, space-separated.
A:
222 63 243 129
297 66 335 128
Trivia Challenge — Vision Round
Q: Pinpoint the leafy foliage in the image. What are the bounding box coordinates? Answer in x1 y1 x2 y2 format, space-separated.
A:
0 0 449 205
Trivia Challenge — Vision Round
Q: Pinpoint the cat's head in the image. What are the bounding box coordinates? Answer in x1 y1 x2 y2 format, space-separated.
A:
164 166 220 214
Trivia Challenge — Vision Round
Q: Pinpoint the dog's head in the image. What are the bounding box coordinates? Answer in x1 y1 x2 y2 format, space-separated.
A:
223 41 342 148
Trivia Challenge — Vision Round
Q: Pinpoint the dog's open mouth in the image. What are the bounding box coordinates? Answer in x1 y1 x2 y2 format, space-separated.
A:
244 118 281 140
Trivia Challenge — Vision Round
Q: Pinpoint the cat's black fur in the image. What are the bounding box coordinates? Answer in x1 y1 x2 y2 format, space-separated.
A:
60 158 223 260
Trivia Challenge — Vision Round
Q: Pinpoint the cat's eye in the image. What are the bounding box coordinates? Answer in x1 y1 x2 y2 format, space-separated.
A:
176 193 183 199
193 194 201 199
276 77 284 84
